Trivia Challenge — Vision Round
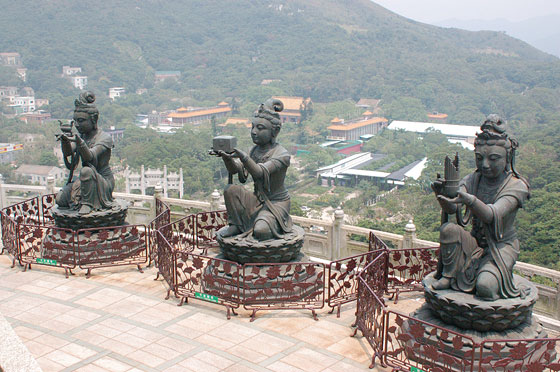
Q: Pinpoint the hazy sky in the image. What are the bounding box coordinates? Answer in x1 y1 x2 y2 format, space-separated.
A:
373 0 560 23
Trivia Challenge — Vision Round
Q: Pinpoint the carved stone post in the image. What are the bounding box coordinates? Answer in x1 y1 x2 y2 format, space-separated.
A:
332 206 347 260
46 176 55 195
210 189 221 211
153 184 163 218
556 281 560 320
402 219 416 249
0 181 6 209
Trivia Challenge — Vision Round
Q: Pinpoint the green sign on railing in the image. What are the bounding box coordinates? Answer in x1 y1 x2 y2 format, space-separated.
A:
410 367 426 372
195 292 219 303
36 258 57 266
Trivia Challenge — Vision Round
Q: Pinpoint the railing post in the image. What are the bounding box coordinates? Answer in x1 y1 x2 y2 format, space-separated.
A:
210 189 221 211
556 281 560 320
0 183 6 209
402 219 416 249
332 206 347 260
153 184 163 218
46 176 55 195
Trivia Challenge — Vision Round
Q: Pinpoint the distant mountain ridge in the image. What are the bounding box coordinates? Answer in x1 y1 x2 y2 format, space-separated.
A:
435 15 560 58
0 0 559 124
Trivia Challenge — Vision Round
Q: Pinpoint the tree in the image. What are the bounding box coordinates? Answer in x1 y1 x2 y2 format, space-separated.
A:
38 151 59 166
211 115 218 136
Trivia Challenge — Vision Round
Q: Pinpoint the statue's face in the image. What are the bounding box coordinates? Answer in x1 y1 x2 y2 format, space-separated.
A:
251 118 274 146
73 111 94 135
475 144 507 179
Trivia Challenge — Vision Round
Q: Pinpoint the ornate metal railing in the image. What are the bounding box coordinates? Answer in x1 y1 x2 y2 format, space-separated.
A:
327 250 385 317
175 251 241 319
2 183 560 320
0 210 19 267
76 224 148 277
18 223 76 277
477 338 560 371
383 310 477 372
353 251 389 369
242 261 325 322
147 199 171 267
195 210 227 254
41 193 56 226
155 228 176 300
3 188 560 371
1 193 149 277
386 246 439 303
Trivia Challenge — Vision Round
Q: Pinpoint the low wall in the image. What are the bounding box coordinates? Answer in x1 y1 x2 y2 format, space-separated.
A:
1 182 559 320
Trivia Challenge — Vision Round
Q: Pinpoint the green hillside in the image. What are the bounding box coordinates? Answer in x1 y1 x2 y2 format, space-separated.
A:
2 0 560 269
1 0 559 123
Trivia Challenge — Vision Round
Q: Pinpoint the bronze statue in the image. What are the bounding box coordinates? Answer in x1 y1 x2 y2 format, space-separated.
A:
56 92 115 215
214 98 292 241
431 114 530 300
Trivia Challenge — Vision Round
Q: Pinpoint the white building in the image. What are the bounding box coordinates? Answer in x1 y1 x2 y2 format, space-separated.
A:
0 52 21 66
387 120 479 149
70 76 88 90
109 87 126 101
61 66 82 76
0 86 18 102
126 165 183 198
15 165 66 185
316 152 428 187
10 96 35 113
16 68 27 82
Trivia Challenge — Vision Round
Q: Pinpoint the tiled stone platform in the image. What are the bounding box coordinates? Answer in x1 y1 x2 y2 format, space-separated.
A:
0 254 423 372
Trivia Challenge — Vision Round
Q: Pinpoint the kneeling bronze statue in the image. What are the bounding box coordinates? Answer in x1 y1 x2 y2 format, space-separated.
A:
431 114 530 301
56 91 115 215
52 92 127 229
214 98 292 241
211 99 303 264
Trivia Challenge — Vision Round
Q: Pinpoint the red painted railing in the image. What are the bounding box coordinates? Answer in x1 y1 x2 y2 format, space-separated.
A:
4 196 559 371
386 246 439 303
242 261 325 322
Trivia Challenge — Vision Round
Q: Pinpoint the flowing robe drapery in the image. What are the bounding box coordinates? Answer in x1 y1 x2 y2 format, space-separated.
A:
223 143 292 238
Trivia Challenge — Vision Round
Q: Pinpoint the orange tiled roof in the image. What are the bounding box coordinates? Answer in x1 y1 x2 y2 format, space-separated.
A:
168 106 231 119
327 117 387 131
356 98 381 107
362 111 373 116
331 117 342 123
218 101 229 106
220 118 251 128
271 96 309 112
427 113 448 119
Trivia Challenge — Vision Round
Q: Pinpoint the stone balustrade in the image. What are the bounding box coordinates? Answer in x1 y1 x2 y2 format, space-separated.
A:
1 181 559 320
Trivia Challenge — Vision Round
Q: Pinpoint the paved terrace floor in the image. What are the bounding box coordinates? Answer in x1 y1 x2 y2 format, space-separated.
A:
0 254 425 372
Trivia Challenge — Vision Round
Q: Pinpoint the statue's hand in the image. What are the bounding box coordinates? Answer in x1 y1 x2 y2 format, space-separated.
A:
431 179 444 195
214 150 233 159
436 194 456 211
74 135 83 145
232 148 249 162
440 190 475 206
59 134 77 143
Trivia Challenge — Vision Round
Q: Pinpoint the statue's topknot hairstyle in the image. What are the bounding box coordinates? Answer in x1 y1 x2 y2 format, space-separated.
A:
254 98 284 131
475 114 527 189
74 91 99 125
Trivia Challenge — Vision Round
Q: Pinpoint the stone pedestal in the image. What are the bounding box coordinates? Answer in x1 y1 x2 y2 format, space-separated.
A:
216 225 305 264
51 199 129 230
423 272 538 332
399 272 556 370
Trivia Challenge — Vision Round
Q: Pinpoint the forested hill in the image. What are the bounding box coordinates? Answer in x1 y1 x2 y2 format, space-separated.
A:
1 0 559 123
